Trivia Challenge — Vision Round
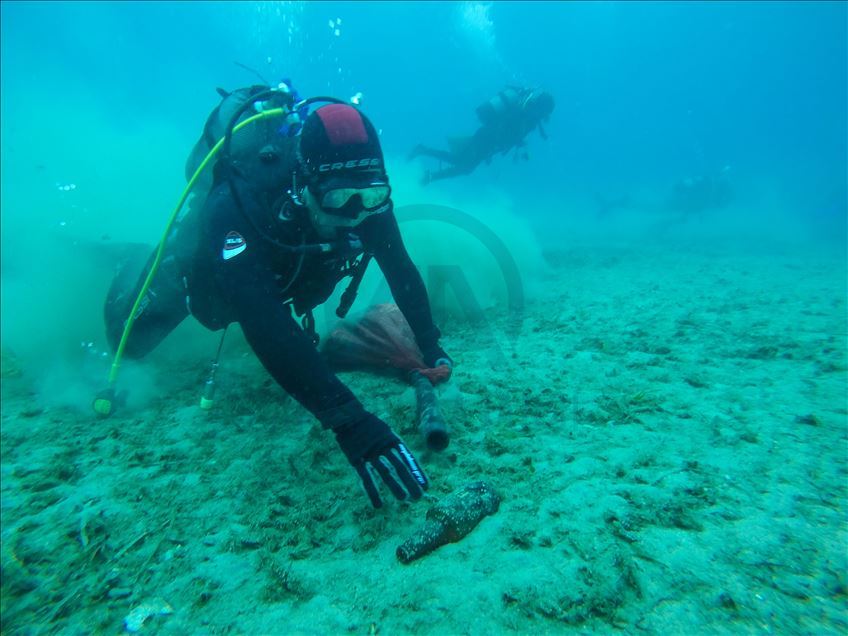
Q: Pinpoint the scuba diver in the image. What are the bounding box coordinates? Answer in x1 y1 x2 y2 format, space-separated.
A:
409 86 555 185
666 166 734 218
103 80 453 509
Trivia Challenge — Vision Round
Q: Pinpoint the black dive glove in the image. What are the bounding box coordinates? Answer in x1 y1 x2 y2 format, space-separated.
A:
334 412 429 508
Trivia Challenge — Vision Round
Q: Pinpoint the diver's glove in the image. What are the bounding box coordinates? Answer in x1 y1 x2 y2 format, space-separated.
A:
334 412 429 508
419 343 454 383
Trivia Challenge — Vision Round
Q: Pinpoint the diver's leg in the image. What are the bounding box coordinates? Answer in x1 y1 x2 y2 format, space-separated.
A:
409 144 458 165
423 163 477 184
104 246 190 359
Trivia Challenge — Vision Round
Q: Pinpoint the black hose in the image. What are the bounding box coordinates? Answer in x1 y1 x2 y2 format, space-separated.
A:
410 370 449 451
336 253 372 318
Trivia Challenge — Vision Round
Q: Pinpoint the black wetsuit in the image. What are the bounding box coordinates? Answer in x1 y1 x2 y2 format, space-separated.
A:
411 88 550 184
184 168 440 428
104 123 442 431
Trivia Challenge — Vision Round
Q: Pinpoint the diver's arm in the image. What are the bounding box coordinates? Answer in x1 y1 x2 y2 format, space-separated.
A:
202 185 367 427
231 280 367 426
199 187 429 508
358 207 443 355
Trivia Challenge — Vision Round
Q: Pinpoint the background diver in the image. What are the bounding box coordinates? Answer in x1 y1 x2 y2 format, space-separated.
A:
104 81 453 510
591 167 734 223
409 85 555 185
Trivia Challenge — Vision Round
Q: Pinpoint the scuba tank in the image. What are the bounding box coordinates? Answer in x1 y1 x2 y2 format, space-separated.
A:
184 82 300 212
475 86 524 126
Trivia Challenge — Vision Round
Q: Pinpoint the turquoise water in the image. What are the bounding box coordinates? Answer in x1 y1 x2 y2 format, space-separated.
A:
1 2 846 634
2 0 845 360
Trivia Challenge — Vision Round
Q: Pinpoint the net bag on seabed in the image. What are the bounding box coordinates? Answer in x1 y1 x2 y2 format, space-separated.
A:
322 303 451 451
322 303 426 374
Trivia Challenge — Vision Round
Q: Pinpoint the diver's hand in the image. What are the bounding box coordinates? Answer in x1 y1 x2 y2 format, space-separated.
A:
419 343 453 384
334 413 429 508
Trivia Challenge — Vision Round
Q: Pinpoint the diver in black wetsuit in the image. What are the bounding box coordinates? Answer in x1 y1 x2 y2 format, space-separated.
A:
409 86 555 185
667 168 734 217
105 99 452 509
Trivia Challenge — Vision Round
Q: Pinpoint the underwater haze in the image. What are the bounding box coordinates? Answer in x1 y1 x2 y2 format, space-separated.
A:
1 1 846 635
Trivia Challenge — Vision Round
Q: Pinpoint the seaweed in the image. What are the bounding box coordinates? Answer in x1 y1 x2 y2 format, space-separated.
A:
597 390 665 425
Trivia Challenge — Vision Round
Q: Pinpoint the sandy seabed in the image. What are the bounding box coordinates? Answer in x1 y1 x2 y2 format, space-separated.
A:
1 239 846 635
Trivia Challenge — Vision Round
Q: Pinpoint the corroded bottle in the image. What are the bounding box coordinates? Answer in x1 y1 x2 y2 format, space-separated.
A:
396 481 500 564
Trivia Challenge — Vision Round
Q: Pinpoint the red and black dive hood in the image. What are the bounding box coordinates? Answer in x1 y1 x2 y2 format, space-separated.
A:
299 104 386 182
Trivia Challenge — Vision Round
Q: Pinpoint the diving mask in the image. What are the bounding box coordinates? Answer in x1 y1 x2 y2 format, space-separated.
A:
308 176 391 218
